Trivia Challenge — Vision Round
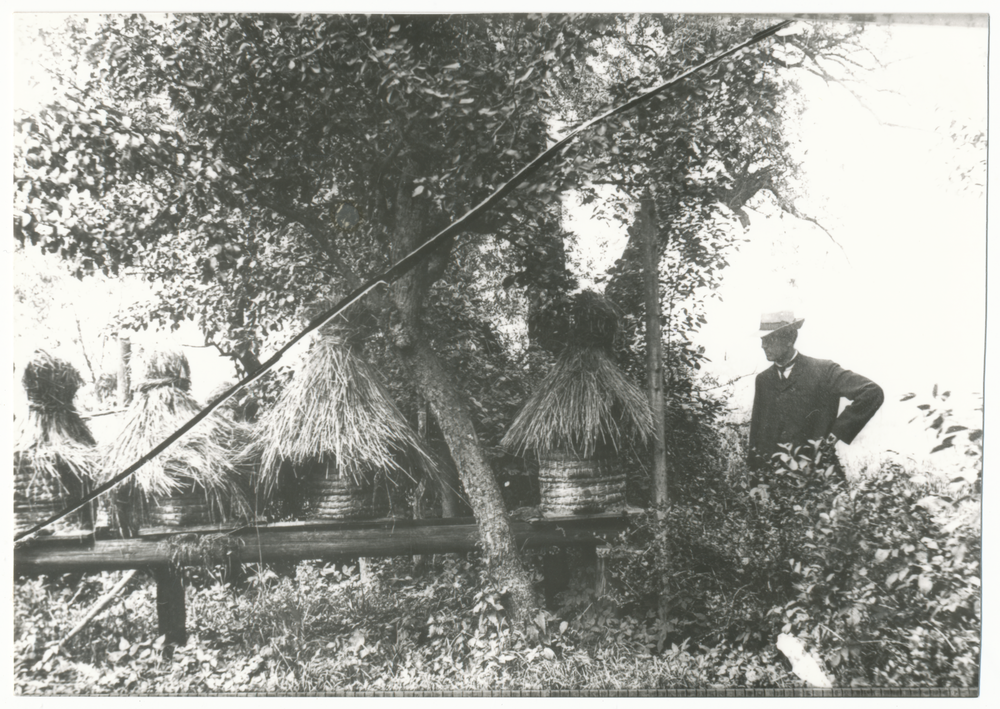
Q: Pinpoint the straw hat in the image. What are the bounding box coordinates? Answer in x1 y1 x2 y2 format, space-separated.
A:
757 311 805 338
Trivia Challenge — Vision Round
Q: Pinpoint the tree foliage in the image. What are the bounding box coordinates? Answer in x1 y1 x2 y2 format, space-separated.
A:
14 13 872 626
561 18 868 479
15 13 615 626
15 15 589 365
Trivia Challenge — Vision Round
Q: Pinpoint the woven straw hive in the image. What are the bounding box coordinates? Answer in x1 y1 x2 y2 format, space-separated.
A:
503 291 652 516
297 463 378 520
536 451 628 516
251 328 437 522
100 348 251 534
13 351 96 538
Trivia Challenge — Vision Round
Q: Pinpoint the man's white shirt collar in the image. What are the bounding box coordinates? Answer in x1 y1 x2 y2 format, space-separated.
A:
776 352 799 379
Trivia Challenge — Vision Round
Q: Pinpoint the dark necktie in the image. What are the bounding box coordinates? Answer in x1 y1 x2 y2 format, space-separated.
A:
776 362 792 379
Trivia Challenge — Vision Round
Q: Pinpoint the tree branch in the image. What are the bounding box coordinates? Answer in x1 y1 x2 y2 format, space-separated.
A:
73 315 96 384
765 189 851 264
253 193 364 292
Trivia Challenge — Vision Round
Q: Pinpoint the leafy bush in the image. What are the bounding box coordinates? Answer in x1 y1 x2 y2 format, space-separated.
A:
595 417 980 688
903 386 983 490
768 448 980 686
14 551 794 693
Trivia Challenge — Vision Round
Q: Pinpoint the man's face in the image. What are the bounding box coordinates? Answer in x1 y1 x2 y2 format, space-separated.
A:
761 331 795 363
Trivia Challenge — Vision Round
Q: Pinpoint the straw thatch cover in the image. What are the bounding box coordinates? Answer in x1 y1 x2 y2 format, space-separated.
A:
504 292 650 515
530 289 624 355
501 345 653 459
94 372 118 404
99 349 251 529
13 351 96 535
205 379 264 516
251 333 437 495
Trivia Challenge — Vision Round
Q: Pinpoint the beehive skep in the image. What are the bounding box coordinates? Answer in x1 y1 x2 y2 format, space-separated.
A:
99 349 250 526
14 351 96 495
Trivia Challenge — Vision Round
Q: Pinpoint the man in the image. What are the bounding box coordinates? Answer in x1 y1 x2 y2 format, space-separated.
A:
748 311 884 473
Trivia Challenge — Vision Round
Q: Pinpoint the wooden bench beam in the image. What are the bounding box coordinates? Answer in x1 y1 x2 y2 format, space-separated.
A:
14 514 630 574
15 513 634 647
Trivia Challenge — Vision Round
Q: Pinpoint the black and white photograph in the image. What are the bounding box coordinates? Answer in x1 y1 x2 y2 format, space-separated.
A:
8 6 988 697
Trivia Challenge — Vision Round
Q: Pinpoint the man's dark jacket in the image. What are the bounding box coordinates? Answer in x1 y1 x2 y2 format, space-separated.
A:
749 354 884 469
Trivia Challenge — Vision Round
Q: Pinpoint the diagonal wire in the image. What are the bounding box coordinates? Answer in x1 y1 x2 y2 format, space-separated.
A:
14 18 793 545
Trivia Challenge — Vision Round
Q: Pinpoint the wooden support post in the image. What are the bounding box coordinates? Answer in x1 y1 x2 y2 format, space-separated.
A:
579 544 609 596
118 336 132 407
542 548 570 606
223 550 247 591
153 566 187 646
579 544 597 591
594 545 610 597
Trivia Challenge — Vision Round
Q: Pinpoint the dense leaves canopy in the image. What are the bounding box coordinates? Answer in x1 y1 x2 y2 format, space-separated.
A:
13 15 862 366
17 15 613 371
12 12 870 523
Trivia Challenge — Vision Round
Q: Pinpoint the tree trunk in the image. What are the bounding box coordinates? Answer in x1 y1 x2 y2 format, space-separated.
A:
388 180 539 627
235 348 262 378
637 192 670 506
636 190 672 649
405 339 538 624
420 395 464 518
436 460 463 519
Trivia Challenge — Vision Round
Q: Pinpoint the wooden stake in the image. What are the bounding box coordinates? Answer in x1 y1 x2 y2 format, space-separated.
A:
54 569 138 654
413 394 429 574
118 336 132 407
542 548 570 605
